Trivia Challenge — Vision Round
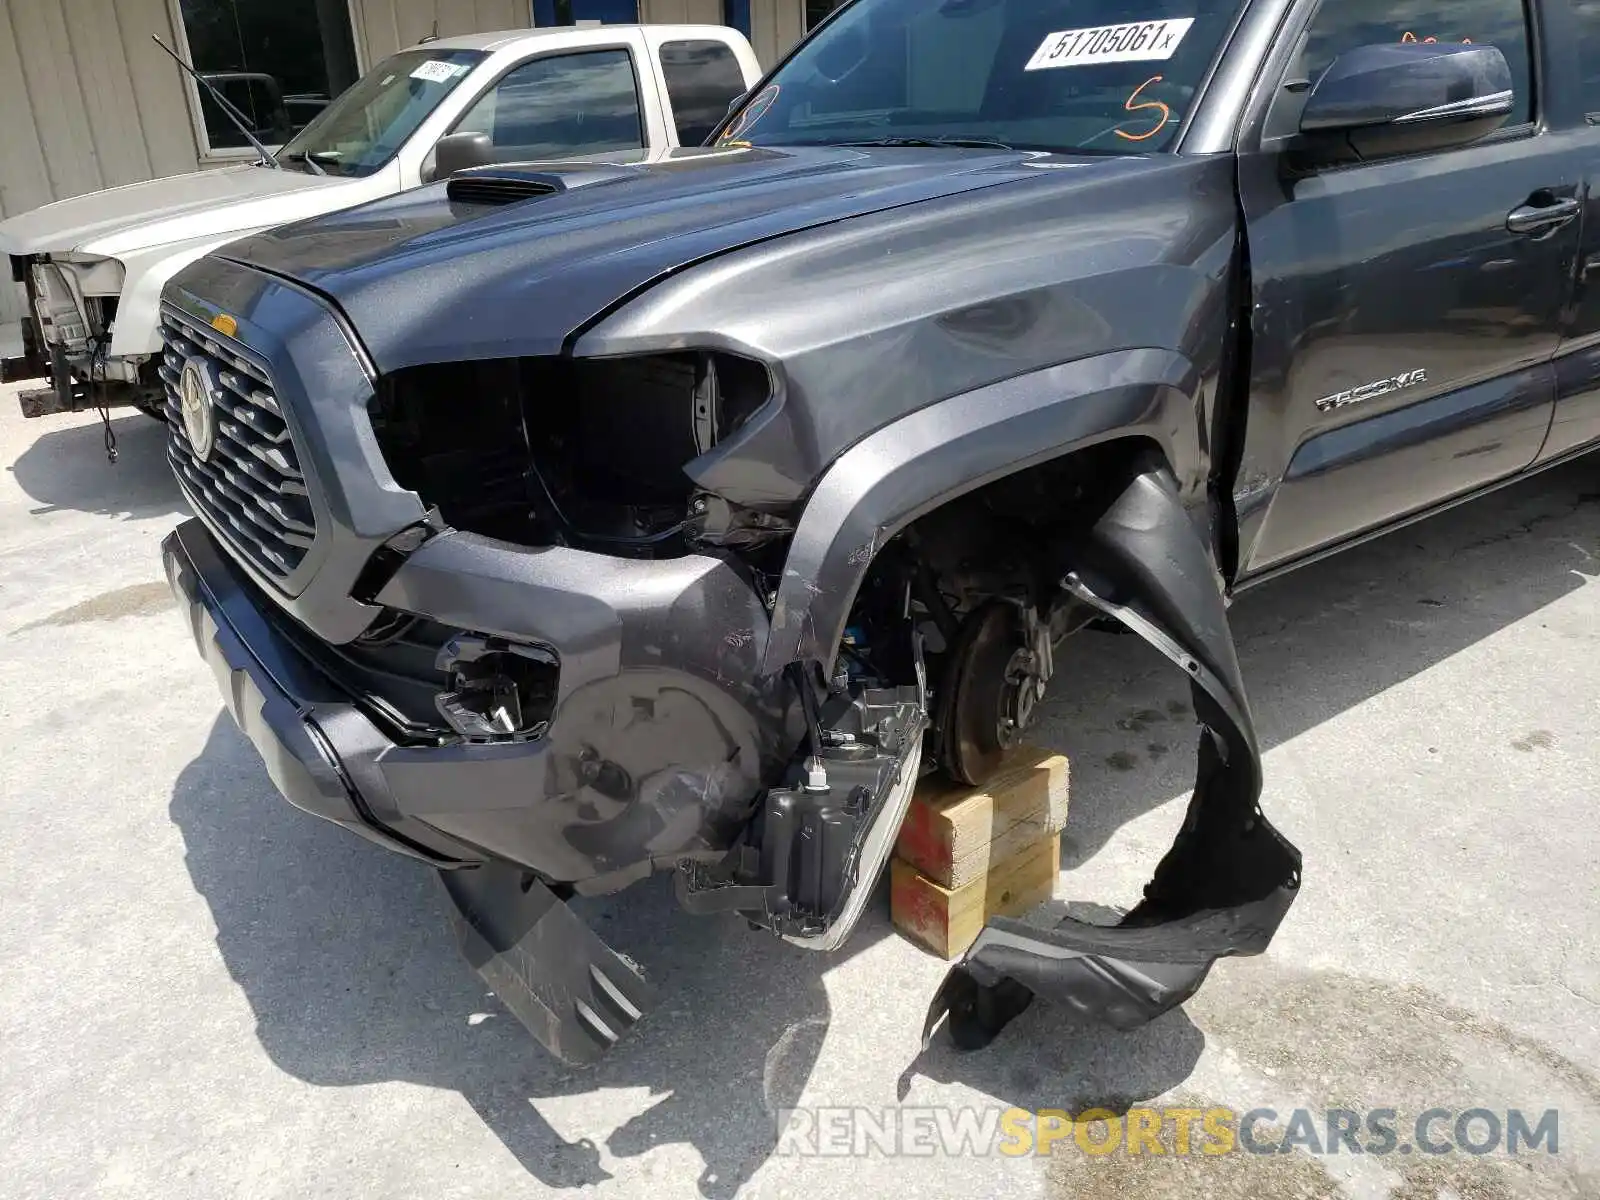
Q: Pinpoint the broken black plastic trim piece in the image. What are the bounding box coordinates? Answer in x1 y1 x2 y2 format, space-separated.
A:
924 462 1302 1051
441 864 656 1066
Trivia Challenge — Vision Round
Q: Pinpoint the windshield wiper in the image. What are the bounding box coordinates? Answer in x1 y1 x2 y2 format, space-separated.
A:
838 136 1018 150
282 151 331 176
151 35 282 169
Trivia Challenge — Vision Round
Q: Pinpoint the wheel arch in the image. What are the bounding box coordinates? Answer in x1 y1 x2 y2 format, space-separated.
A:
759 346 1210 677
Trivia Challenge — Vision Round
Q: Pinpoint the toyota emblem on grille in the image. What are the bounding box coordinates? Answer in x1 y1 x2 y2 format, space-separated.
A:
178 358 218 463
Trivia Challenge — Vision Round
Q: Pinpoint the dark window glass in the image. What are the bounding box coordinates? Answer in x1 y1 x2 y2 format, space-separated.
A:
660 40 747 145
722 0 1249 156
1296 0 1533 125
807 0 848 30
454 50 644 160
1573 1 1600 117
179 0 360 151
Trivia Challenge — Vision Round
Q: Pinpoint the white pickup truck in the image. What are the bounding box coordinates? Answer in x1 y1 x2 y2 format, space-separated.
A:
0 24 761 428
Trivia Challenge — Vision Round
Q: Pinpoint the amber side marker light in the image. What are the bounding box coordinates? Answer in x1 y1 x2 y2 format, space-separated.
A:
211 313 238 338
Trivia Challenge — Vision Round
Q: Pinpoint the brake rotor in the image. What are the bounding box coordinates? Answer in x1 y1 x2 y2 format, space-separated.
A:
937 600 1047 787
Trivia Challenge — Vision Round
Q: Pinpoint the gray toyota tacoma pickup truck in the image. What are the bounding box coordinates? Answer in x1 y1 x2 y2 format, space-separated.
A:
159 0 1600 1064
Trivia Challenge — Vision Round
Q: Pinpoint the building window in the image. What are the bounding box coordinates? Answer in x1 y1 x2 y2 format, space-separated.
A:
531 0 640 25
174 0 361 154
806 0 847 30
659 40 748 145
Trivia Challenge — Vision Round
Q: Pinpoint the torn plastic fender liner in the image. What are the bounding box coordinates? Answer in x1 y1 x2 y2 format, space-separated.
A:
925 461 1302 1050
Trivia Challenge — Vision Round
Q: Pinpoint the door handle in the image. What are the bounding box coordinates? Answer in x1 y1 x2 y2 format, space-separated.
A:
1506 196 1580 234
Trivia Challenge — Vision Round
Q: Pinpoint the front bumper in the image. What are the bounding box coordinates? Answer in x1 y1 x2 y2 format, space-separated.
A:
163 518 483 865
163 516 793 886
164 515 794 1063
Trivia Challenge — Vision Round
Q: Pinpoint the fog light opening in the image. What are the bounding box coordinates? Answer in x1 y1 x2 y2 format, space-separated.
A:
434 634 558 741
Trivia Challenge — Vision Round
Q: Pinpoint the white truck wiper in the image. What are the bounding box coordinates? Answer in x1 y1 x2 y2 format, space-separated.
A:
151 36 284 170
281 151 330 177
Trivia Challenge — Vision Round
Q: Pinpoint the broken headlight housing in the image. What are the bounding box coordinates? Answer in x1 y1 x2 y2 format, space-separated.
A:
366 351 774 558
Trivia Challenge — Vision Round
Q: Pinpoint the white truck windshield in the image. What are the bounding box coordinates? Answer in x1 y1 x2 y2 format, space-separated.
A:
720 0 1245 154
279 48 487 176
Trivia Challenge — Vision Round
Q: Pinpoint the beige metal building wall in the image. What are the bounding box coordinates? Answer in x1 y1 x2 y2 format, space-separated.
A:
350 0 529 65
750 0 802 69
637 0 724 28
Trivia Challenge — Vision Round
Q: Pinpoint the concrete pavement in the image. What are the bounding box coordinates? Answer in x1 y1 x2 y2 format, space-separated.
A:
1 391 1596 1199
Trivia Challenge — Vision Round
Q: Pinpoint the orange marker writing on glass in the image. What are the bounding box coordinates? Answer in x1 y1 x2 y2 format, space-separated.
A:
1115 76 1172 142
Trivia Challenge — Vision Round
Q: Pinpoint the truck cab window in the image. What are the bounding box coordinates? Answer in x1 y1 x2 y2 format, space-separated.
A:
454 51 645 161
1572 0 1600 119
1295 0 1534 126
659 40 748 145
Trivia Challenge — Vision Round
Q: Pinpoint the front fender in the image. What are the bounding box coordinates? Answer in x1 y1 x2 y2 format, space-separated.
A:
112 232 280 357
760 348 1204 677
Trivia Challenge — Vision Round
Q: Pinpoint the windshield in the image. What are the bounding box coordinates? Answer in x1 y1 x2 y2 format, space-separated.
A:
279 48 486 176
718 0 1245 155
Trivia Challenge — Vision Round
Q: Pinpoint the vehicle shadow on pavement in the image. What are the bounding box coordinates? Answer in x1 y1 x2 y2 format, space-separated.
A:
170 717 1203 1195
8 410 186 519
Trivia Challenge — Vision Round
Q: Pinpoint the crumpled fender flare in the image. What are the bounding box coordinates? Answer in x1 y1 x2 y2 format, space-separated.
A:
758 348 1203 678
923 457 1303 1049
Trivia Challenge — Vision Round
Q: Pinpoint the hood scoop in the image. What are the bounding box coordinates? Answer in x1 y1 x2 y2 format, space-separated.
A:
446 163 638 207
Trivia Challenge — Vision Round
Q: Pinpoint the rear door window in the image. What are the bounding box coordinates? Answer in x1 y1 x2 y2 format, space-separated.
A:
659 40 748 145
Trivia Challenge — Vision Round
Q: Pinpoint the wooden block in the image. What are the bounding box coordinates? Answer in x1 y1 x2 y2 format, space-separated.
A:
890 833 1060 960
894 745 1069 889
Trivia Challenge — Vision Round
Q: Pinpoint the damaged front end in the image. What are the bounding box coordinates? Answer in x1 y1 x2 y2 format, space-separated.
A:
162 264 1298 1068
5 254 164 425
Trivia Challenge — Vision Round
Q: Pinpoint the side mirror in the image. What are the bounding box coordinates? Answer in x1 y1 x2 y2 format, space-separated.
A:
432 131 495 179
1298 43 1513 162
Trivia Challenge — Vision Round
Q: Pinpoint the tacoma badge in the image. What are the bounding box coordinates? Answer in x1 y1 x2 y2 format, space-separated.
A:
1316 368 1428 413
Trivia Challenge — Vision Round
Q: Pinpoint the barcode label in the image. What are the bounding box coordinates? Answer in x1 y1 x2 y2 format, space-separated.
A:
1025 18 1195 70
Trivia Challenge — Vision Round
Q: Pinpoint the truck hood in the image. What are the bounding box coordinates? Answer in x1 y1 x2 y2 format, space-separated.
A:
0 164 369 259
208 145 1092 372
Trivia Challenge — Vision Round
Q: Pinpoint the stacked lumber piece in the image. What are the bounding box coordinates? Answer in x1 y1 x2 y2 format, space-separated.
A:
889 745 1070 959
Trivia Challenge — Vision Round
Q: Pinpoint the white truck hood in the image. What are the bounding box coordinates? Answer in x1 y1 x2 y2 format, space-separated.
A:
0 164 373 259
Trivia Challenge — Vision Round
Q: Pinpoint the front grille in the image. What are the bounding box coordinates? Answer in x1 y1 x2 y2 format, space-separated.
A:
160 308 317 580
